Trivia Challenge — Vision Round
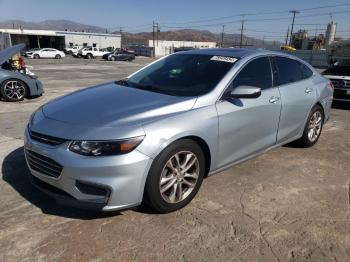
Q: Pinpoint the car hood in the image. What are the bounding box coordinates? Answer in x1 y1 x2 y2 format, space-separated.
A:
42 82 197 128
0 43 25 64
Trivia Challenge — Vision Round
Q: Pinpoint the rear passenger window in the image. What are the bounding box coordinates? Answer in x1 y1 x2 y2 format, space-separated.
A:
231 57 272 90
275 57 304 85
300 62 313 79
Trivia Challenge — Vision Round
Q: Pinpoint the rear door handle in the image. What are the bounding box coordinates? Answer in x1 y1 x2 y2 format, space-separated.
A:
305 87 313 94
269 96 280 103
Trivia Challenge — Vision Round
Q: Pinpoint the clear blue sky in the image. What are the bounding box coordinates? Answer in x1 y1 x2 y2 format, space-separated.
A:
0 0 349 40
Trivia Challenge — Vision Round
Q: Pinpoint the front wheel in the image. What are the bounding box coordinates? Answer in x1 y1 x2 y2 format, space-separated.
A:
296 105 324 147
86 53 93 59
144 139 205 213
0 79 27 102
55 54 61 59
33 54 40 59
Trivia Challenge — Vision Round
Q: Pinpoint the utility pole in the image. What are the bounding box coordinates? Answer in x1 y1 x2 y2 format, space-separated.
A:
152 21 155 50
289 10 300 46
285 26 289 45
262 37 265 49
156 23 160 46
119 27 123 48
239 15 245 48
221 25 225 47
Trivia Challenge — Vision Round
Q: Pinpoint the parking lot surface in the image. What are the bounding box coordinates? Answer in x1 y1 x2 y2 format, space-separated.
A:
0 57 349 261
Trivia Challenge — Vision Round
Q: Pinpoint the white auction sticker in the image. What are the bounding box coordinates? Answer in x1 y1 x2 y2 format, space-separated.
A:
210 56 237 63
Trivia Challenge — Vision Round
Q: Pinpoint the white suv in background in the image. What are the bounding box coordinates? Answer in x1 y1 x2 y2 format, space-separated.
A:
26 48 65 59
78 47 109 59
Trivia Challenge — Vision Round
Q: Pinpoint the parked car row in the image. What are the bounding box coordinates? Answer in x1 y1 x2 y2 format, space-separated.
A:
19 45 137 61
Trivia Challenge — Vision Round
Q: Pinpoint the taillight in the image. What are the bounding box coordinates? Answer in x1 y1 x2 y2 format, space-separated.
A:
327 81 334 91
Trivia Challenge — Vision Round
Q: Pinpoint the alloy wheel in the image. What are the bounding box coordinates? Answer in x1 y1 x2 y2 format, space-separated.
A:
159 151 200 203
4 80 26 100
307 111 322 142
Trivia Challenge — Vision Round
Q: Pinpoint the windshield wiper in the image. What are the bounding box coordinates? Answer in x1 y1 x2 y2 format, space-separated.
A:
115 79 130 86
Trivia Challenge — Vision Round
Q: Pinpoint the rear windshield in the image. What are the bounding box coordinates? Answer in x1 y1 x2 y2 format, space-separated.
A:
125 54 237 96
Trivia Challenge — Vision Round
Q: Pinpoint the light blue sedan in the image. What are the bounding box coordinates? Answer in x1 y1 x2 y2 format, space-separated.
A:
25 48 333 213
0 44 44 101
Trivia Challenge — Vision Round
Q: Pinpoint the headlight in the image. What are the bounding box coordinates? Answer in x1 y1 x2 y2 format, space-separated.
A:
68 137 144 156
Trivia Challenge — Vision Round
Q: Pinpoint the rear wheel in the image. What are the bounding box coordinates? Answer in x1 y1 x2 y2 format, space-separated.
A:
144 139 205 213
111 56 116 61
55 54 61 59
0 79 27 102
296 105 324 147
86 53 93 59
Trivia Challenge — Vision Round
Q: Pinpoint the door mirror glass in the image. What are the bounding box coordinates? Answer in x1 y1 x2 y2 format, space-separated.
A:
229 85 261 99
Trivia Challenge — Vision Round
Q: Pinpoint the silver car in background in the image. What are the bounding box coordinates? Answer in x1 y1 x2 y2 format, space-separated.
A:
24 49 333 213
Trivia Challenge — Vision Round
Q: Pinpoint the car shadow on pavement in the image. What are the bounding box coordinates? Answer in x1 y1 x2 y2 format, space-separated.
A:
2 146 121 220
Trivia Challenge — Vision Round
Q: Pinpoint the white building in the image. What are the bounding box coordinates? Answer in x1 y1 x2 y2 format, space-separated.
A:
148 40 217 57
0 28 121 50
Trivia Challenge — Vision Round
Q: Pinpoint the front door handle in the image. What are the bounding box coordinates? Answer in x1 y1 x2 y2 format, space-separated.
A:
269 96 280 103
305 87 313 94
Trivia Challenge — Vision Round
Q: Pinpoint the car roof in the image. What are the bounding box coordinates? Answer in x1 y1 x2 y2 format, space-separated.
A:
176 48 283 59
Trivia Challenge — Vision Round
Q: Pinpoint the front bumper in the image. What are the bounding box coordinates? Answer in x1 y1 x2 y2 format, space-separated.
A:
333 88 350 102
24 128 153 211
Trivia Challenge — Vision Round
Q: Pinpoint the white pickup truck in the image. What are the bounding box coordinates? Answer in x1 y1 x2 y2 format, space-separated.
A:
64 46 83 55
78 47 109 59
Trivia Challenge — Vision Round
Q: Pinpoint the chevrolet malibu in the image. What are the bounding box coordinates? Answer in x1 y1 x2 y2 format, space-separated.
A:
24 49 333 213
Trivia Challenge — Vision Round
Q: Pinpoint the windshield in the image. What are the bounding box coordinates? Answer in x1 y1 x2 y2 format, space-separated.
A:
323 59 350 76
125 54 237 96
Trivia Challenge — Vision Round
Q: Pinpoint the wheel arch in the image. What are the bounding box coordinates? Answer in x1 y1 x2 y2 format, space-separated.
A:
314 101 325 119
174 135 212 177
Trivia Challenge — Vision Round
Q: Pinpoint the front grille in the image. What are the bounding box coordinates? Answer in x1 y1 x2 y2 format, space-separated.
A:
29 130 68 146
26 150 63 178
330 79 350 89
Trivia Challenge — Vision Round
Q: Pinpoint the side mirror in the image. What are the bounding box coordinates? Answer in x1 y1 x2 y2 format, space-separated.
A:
228 85 262 99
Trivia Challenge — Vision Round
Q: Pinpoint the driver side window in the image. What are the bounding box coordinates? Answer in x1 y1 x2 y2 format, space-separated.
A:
231 57 272 90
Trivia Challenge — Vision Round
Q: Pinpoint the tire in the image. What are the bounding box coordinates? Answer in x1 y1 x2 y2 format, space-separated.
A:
86 53 93 59
33 54 40 59
0 79 28 102
296 105 324 147
144 139 206 213
55 54 61 59
111 56 116 61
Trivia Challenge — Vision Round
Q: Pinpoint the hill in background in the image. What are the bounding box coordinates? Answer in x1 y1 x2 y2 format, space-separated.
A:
0 20 282 48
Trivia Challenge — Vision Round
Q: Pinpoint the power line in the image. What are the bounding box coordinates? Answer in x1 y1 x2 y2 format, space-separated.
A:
159 2 350 26
160 10 350 30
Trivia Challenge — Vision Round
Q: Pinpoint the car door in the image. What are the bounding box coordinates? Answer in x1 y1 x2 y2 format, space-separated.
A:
272 56 317 143
39 49 48 58
215 56 282 168
47 49 56 58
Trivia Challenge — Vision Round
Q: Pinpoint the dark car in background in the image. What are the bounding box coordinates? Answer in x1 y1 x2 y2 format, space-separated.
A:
322 59 350 102
103 49 136 61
